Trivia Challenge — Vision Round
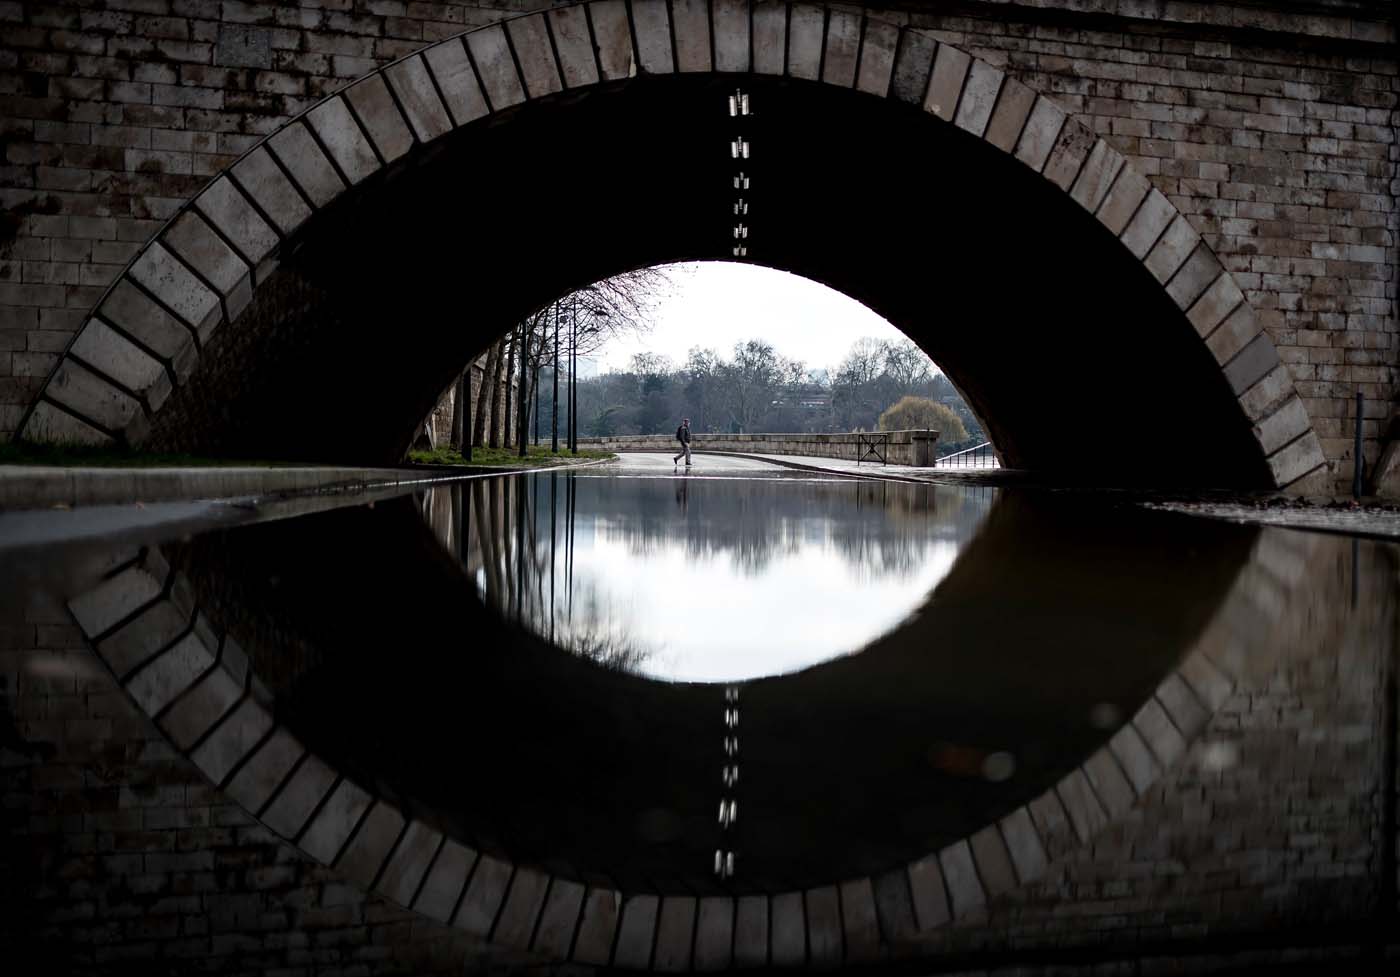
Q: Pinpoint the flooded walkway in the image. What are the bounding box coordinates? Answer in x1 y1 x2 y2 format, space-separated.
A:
1 468 1396 973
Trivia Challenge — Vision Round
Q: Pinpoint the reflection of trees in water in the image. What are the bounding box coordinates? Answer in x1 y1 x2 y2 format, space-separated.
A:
592 477 988 579
417 474 995 666
419 476 660 674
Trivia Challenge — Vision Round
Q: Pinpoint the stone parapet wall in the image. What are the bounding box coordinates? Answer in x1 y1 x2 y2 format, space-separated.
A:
578 429 939 465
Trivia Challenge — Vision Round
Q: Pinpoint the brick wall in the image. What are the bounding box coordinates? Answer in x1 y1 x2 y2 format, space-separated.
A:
1 0 1396 486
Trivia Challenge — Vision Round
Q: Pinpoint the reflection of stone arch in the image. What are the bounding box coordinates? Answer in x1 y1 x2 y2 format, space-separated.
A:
65 513 1314 971
17 2 1323 489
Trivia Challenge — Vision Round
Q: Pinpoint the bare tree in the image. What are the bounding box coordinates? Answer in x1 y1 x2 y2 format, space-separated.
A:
472 339 502 448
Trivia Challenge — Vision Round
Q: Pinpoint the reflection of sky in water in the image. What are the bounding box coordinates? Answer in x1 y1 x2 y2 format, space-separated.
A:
456 474 994 683
580 527 961 681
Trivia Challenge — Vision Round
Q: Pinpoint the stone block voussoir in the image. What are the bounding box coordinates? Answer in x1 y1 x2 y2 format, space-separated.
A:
128 244 221 341
924 43 970 122
672 0 712 74
549 7 599 88
822 8 862 88
787 4 824 82
857 20 900 97
507 14 563 98
613 893 661 970
467 25 527 110
632 0 675 76
385 56 452 144
306 97 381 186
955 60 1003 138
345 74 413 163
752 0 788 77
423 39 489 126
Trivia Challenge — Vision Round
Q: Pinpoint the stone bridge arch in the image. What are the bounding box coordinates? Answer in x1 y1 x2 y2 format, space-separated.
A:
14 1 1326 490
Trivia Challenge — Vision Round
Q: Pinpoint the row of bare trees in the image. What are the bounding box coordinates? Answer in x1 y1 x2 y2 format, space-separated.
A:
444 266 673 457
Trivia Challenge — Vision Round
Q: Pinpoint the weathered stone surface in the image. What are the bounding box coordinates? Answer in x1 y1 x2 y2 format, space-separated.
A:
126 623 217 716
128 244 221 339
787 4 825 82
632 0 675 76
163 212 250 312
672 0 712 74
225 727 305 815
423 39 489 126
454 852 511 936
158 665 241 749
468 25 527 110
890 29 936 105
907 853 950 929
752 0 787 76
1254 396 1312 458
1238 364 1295 424
713 0 750 73
1119 188 1176 260
1055 768 1109 843
1108 724 1159 796
733 894 768 967
549 7 599 88
924 43 970 122
998 807 1047 884
507 14 562 97
231 147 312 237
839 877 879 962
1095 166 1151 235
345 74 414 164
1178 653 1234 711
1268 430 1327 486
969 825 1017 897
493 867 549 949
1187 272 1246 338
873 868 918 944
1133 697 1187 768
98 281 198 381
1013 96 1066 172
694 895 733 971
805 885 841 966
1224 333 1282 396
70 320 170 412
769 891 805 966
1206 304 1261 368
857 20 900 96
1166 245 1224 311
533 878 585 958
195 177 278 272
335 800 404 888
613 893 660 970
377 820 442 908
1144 214 1201 284
572 888 621 965
385 57 452 144
188 695 271 785
938 840 985 916
954 60 1002 137
653 895 696 972
822 8 862 87
1069 139 1124 213
44 359 144 438
260 755 336 839
268 122 346 207
307 97 380 185
590 1 634 82
1042 119 1095 191
413 838 476 922
1083 747 1136 818
69 562 164 641
300 778 372 864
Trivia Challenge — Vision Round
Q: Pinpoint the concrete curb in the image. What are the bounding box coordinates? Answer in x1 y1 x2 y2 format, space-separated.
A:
0 457 614 512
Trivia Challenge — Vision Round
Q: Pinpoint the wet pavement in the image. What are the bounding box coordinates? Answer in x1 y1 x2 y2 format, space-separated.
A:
2 466 1397 972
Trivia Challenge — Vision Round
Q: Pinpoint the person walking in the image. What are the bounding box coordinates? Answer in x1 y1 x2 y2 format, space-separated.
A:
673 417 693 467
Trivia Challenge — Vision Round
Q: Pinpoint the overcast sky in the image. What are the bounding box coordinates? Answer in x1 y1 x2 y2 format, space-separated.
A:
593 261 923 376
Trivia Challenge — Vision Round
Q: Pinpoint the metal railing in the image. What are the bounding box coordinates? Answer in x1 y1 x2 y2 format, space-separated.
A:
935 441 999 469
856 432 890 466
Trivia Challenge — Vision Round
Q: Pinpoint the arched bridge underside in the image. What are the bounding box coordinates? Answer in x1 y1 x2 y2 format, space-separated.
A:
17 2 1327 489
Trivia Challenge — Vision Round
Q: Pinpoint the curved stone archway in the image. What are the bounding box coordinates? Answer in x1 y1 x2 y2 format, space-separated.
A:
14 1 1325 490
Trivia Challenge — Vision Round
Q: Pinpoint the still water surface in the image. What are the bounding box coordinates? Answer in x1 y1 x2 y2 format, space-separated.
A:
1 467 1392 899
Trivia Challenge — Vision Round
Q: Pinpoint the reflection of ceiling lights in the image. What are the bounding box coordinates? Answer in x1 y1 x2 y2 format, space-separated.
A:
714 683 742 880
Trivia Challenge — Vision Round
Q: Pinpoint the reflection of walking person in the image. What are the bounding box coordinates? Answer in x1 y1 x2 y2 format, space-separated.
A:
673 417 692 466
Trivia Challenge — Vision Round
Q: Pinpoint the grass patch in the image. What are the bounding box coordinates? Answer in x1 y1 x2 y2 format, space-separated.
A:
408 444 614 468
0 441 295 468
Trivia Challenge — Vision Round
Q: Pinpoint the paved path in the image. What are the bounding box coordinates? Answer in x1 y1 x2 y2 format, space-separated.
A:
609 451 794 472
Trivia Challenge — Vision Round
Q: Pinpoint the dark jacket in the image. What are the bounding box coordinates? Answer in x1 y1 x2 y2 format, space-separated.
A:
676 424 691 443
